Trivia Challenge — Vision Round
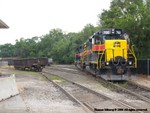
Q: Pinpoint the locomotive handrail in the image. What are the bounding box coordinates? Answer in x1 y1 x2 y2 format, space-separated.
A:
99 50 105 68
128 47 137 68
131 45 135 55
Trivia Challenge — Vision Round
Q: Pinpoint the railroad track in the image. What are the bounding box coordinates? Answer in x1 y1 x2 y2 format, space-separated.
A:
41 69 148 113
49 65 150 104
87 70 150 104
97 79 150 105
74 65 150 105
112 81 150 103
45 66 80 74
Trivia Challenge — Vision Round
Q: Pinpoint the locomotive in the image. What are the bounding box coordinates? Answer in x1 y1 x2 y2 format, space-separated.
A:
75 28 137 80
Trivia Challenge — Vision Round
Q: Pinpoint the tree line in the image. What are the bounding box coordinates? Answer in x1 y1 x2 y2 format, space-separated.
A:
0 0 149 63
0 25 97 63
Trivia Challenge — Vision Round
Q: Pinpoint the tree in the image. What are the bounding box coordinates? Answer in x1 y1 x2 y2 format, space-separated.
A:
38 28 65 58
98 0 150 58
0 43 15 57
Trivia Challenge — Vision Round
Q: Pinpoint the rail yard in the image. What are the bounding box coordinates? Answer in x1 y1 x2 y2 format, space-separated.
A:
0 65 149 113
1 1 150 112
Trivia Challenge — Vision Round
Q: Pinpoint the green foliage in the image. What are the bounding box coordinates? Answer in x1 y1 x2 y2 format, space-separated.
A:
0 26 96 63
0 43 14 57
98 0 150 58
14 37 40 58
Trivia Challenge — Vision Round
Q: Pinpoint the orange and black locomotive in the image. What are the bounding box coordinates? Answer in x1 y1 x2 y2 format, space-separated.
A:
75 28 137 80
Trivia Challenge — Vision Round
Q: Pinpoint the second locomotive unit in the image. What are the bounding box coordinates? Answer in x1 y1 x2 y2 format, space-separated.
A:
75 28 137 80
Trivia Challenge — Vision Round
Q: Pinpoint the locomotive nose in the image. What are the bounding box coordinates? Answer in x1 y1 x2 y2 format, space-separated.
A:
111 56 127 75
115 56 126 64
111 56 126 66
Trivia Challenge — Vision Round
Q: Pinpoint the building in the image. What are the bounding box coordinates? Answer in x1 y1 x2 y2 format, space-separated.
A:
0 19 9 29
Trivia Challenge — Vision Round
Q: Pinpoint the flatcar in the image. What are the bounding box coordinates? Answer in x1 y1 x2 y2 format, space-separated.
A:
75 28 137 80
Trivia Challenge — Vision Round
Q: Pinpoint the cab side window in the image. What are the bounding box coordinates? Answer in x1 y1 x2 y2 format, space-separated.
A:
95 35 102 44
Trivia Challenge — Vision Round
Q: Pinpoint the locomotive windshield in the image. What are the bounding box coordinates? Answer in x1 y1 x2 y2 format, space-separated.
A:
101 29 124 40
102 29 122 35
102 34 124 40
92 28 130 44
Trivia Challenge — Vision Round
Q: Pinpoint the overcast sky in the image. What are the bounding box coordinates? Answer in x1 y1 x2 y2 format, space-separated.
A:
0 0 111 44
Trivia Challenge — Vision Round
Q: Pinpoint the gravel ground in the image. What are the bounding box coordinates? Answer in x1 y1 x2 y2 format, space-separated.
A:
49 76 135 113
0 65 149 113
0 67 86 113
130 74 150 88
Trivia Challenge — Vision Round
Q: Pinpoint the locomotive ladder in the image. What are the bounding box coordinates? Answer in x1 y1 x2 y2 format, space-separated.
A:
81 43 86 68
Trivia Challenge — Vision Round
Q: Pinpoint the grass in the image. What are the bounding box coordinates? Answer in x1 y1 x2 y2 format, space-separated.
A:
116 81 128 88
47 75 68 85
47 75 62 80
11 69 41 75
10 69 47 81
95 83 104 88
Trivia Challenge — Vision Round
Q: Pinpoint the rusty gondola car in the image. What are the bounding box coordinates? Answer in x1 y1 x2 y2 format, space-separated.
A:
13 58 42 72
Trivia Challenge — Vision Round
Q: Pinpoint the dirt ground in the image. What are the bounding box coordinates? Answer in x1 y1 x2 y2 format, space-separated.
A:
0 66 86 113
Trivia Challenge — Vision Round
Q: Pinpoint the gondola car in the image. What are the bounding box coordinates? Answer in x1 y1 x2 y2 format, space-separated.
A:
75 28 137 80
13 58 42 72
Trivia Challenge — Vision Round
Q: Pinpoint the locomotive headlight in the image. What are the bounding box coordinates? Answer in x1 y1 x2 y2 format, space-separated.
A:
129 61 132 65
106 62 109 65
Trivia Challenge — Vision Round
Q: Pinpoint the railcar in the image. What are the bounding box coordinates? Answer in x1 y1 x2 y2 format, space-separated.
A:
75 28 137 80
38 57 48 68
13 58 42 72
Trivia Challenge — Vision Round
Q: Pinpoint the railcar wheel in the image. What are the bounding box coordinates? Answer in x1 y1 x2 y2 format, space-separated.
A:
38 67 42 72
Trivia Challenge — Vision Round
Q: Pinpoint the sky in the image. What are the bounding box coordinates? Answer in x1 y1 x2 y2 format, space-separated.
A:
0 0 111 45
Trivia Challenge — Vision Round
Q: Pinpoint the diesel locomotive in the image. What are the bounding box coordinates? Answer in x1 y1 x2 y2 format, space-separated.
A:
75 28 137 80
